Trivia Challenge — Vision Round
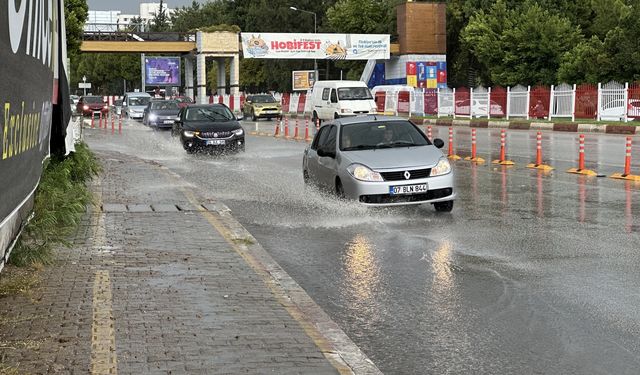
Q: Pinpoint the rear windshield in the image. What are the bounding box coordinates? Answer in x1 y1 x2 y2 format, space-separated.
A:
83 96 103 103
128 97 150 106
340 121 429 151
151 101 179 110
337 87 373 100
185 106 234 121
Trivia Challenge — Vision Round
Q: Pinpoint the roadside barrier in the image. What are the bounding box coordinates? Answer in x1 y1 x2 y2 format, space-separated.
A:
464 128 485 163
527 132 554 170
611 137 640 181
567 134 597 176
492 129 515 165
447 127 461 160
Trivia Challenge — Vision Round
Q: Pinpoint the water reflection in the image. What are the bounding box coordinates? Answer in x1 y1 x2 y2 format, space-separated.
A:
625 181 633 233
536 170 544 218
431 240 454 293
342 234 381 314
578 176 586 223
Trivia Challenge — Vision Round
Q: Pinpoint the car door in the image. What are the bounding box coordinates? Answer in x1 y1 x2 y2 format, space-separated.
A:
316 125 339 189
316 88 331 119
306 126 330 185
328 89 339 119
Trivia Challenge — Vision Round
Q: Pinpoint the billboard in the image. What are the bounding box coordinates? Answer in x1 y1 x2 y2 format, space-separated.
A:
406 60 447 88
1 0 72 270
145 57 181 86
241 33 390 60
292 71 316 91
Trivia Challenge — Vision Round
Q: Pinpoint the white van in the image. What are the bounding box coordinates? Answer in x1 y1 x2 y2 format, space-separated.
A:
310 81 377 123
122 92 152 120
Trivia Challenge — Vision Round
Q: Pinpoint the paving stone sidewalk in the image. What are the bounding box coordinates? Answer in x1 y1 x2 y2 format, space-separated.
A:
0 150 377 374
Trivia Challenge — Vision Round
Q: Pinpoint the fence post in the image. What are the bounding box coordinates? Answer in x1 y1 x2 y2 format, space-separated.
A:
548 85 554 121
526 86 531 120
487 87 492 119
452 88 456 119
597 82 602 122
571 84 576 122
624 82 629 123
506 86 511 120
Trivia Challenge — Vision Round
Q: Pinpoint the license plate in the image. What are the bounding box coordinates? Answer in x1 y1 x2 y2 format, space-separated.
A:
163 120 174 124
206 140 226 146
389 183 428 195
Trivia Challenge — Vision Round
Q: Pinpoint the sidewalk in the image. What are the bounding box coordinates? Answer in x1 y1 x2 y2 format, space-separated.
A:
0 149 379 374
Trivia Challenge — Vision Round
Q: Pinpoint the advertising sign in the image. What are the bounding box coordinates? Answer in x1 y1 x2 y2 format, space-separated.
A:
1 0 72 269
417 62 427 82
145 57 181 86
241 33 390 60
292 71 316 91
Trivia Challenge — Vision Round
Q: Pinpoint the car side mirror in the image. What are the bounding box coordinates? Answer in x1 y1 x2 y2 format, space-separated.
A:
433 138 445 149
235 113 244 121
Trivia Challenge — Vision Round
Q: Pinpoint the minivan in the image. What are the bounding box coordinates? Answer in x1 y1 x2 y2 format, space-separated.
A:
122 92 152 120
310 81 377 124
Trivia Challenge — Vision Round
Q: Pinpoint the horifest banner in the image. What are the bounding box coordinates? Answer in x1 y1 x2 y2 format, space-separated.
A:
241 33 390 60
1 0 72 270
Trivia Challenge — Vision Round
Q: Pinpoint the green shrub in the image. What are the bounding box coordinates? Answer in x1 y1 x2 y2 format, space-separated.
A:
10 143 100 267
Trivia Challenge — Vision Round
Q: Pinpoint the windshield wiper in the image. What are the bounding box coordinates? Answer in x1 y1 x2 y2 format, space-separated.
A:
342 145 376 151
202 113 229 122
389 141 421 147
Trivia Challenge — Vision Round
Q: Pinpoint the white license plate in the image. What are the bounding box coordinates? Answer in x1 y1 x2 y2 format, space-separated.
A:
163 120 174 124
206 140 226 146
389 183 428 195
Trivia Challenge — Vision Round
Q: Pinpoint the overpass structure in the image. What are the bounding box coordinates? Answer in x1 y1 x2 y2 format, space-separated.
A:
80 25 240 102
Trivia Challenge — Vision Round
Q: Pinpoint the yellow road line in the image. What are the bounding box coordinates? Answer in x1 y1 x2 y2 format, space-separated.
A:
91 270 117 375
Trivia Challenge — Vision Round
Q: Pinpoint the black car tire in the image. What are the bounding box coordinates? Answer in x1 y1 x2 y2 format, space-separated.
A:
335 179 345 199
303 170 310 185
433 200 454 212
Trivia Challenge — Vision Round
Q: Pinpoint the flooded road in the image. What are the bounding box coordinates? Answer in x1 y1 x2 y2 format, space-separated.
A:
86 118 640 374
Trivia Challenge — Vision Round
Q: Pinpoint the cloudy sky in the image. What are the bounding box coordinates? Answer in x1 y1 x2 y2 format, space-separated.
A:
87 0 204 13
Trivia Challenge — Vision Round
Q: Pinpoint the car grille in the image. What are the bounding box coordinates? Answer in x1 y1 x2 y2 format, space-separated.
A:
359 188 452 204
199 131 232 138
261 107 279 111
353 110 370 114
379 168 431 181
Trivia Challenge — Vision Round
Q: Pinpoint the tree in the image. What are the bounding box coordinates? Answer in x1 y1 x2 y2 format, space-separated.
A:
461 0 583 86
64 0 88 58
150 0 170 32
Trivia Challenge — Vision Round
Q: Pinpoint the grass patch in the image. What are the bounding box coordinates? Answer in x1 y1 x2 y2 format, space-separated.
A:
9 143 100 267
0 266 41 299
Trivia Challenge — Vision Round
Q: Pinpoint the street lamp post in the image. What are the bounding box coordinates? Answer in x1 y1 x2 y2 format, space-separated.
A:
289 7 318 82
82 75 87 96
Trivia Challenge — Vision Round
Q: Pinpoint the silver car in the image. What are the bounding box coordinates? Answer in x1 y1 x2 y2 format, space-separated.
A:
303 116 455 211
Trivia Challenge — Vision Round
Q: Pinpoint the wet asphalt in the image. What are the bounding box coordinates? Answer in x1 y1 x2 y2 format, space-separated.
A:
85 118 640 374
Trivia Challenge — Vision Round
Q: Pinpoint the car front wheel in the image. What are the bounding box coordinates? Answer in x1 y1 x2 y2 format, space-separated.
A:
433 200 454 212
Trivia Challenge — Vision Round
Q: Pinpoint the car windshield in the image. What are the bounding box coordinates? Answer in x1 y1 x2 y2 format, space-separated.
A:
129 97 150 106
251 95 277 103
83 96 103 104
151 101 179 110
340 121 430 151
337 87 373 100
185 106 234 121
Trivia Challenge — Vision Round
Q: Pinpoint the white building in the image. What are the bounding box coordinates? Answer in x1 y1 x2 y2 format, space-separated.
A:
85 3 175 32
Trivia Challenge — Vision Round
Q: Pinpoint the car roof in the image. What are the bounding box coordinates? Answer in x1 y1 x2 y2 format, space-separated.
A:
184 104 227 109
125 92 151 97
332 115 409 126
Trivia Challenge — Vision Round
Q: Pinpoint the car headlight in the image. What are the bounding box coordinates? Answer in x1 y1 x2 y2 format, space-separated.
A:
347 163 383 182
183 130 196 138
83 105 89 110
149 114 157 121
431 158 452 176
232 128 244 136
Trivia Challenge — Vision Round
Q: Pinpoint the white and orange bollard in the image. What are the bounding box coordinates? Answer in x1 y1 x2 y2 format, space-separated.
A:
293 118 300 140
611 137 640 181
284 117 290 139
427 125 432 139
464 128 485 163
111 112 115 134
492 129 515 165
91 112 95 128
304 118 312 143
567 134 597 176
527 131 554 170
274 118 281 138
447 127 461 160
118 114 123 134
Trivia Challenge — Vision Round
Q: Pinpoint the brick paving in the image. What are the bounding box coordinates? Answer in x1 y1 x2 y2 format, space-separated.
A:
0 149 364 374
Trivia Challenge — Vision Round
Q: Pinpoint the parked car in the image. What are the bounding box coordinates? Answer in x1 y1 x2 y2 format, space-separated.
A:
122 92 152 120
143 100 181 128
173 96 194 108
76 96 108 117
172 104 245 153
600 99 640 121
242 94 282 121
310 80 377 124
302 115 455 211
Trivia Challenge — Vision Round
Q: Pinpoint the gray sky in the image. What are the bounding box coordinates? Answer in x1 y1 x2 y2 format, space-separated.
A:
87 0 204 13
